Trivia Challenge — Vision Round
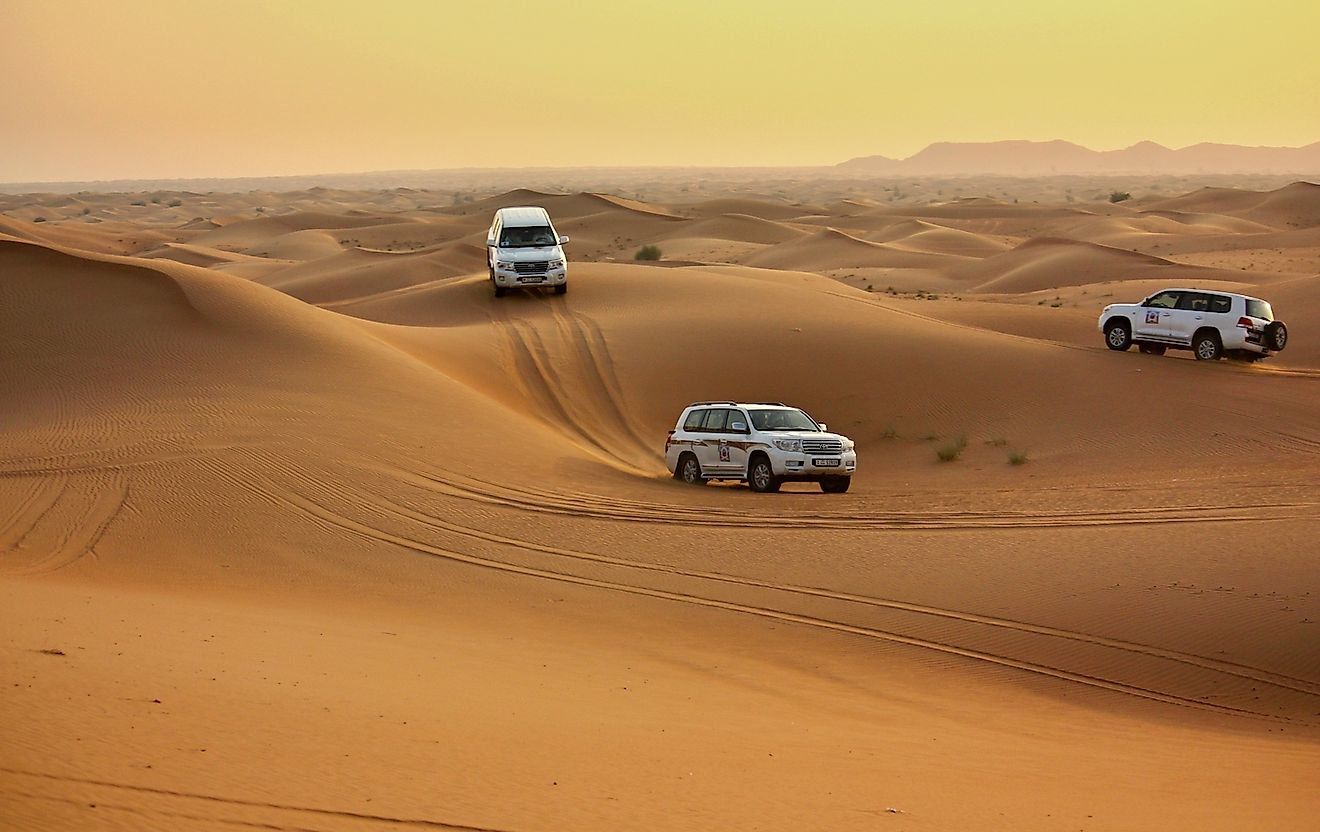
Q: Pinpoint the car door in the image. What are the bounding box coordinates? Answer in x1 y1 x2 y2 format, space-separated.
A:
693 408 728 471
706 408 750 474
1168 291 1211 346
723 409 752 476
1136 290 1180 342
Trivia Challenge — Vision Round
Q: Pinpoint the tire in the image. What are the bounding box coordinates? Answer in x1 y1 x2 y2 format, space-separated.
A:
1193 330 1223 361
1138 344 1166 356
493 285 506 298
678 453 705 486
1265 321 1288 352
554 282 568 295
747 456 781 493
1104 320 1132 351
820 477 851 494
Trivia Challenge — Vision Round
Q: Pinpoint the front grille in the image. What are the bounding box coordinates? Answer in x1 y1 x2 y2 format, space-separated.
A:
802 439 843 454
514 261 549 275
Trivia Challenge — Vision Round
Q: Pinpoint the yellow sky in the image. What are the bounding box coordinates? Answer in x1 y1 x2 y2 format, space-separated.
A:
2 0 1317 182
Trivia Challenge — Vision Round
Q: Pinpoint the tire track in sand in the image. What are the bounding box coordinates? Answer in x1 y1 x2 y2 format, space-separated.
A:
241 454 1320 724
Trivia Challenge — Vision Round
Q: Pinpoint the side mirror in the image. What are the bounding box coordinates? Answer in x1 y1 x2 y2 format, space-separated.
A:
558 234 570 245
730 421 748 434
817 423 828 432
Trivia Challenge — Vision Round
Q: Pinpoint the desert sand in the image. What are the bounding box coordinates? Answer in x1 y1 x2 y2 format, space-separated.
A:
3 176 1320 831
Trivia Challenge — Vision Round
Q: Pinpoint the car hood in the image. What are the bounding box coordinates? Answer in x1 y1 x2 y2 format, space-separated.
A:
492 245 562 262
769 430 852 443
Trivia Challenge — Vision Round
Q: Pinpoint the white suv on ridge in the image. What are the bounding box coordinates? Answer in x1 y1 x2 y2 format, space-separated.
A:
665 402 858 493
1099 288 1288 361
486 206 569 297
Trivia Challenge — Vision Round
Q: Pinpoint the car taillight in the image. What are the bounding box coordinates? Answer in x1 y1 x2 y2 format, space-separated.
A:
1237 317 1254 329
665 430 675 450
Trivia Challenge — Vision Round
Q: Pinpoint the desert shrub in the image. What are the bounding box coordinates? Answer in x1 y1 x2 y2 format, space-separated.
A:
32 216 47 223
1109 191 1132 203
936 436 968 462
635 244 662 261
130 200 146 206
168 198 182 207
881 425 899 439
1008 450 1030 466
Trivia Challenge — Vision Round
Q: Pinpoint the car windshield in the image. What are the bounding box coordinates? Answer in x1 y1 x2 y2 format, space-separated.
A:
499 225 557 248
1246 299 1274 321
750 408 818 431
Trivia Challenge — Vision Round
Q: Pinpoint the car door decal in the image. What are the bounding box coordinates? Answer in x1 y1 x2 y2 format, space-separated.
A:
718 442 731 462
1146 310 1161 324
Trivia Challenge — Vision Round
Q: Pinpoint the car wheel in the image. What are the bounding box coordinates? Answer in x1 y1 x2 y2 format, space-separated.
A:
1265 321 1288 351
493 283 506 298
1104 321 1132 351
1193 331 1223 361
1138 344 1166 356
554 282 568 295
748 456 780 493
820 477 851 494
678 453 705 486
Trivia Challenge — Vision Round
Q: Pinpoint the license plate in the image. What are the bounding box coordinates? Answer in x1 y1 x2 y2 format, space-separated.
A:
518 276 545 283
813 458 840 467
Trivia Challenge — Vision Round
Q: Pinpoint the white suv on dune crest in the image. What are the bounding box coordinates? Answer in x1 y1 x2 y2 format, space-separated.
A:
1099 288 1288 361
665 402 858 493
486 206 569 297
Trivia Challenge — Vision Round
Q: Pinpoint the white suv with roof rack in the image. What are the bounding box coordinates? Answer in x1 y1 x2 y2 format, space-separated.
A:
1098 288 1288 361
486 206 569 297
664 402 858 493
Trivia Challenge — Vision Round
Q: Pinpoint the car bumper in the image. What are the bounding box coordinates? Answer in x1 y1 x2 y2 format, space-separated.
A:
774 451 857 478
494 268 567 288
1222 329 1270 354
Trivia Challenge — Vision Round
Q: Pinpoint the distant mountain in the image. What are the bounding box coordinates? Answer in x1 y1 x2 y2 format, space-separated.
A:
838 140 1320 175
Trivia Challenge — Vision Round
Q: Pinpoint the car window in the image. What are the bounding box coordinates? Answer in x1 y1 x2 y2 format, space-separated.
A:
683 409 707 431
1246 299 1274 321
1145 291 1180 309
499 225 556 248
1176 292 1210 312
701 409 729 432
750 408 818 431
1208 295 1231 314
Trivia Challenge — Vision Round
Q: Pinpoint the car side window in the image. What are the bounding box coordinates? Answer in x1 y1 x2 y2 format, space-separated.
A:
701 409 729 433
683 409 707 431
1208 295 1231 314
1176 292 1210 312
1146 291 1180 309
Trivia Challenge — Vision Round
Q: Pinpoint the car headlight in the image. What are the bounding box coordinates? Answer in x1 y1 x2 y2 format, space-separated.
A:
773 439 801 452
548 259 564 268
496 261 515 269
842 438 855 452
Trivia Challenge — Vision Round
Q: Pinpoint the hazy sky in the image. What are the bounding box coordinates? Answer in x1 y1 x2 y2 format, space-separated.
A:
3 0 1317 182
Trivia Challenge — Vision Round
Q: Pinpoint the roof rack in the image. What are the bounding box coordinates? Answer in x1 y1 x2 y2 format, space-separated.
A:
686 401 738 407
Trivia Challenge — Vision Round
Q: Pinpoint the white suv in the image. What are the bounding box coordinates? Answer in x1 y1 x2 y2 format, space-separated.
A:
486 206 569 297
664 402 858 493
1099 288 1288 361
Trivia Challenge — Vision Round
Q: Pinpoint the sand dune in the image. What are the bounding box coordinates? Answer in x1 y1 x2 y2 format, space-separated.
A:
742 226 960 271
1146 181 1320 229
3 178 1319 832
950 236 1237 293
